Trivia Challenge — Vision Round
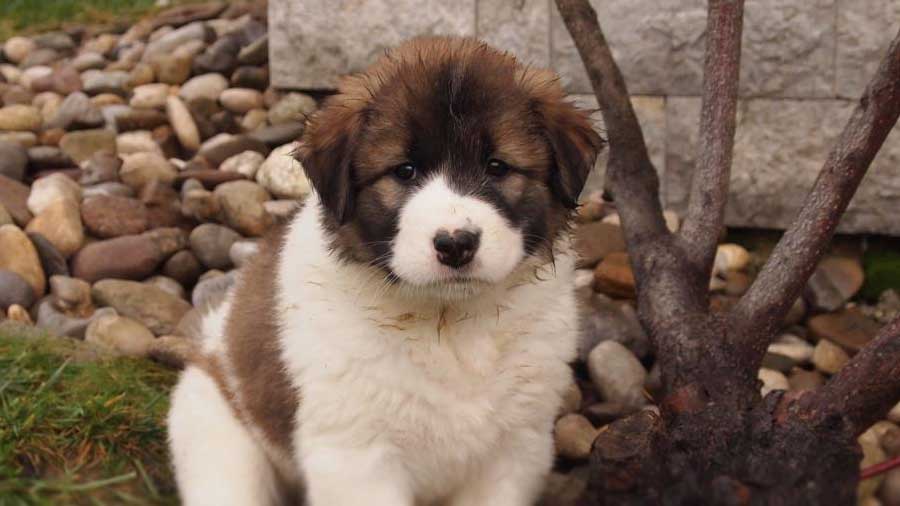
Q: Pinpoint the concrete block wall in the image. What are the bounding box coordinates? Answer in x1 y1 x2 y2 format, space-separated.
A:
270 0 900 235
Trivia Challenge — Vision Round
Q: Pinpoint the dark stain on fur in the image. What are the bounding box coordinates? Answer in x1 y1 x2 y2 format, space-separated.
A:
296 36 604 271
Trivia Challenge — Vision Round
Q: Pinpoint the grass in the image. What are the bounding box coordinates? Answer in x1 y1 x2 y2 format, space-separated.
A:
0 322 178 506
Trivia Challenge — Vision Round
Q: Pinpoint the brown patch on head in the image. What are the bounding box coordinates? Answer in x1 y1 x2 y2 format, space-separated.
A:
297 36 604 268
221 226 299 457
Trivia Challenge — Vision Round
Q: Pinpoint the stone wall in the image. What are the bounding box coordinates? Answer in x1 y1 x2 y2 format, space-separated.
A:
270 0 900 235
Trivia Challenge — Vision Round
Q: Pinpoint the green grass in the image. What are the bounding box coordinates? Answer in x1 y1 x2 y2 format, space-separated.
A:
0 322 178 506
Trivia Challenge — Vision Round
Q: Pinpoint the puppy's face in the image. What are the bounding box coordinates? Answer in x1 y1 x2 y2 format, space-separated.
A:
298 37 603 300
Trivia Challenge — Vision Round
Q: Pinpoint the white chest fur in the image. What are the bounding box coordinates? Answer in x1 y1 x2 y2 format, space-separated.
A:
275 202 578 503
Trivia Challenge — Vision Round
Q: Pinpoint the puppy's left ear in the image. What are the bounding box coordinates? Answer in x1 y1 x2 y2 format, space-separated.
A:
539 101 605 209
295 98 364 224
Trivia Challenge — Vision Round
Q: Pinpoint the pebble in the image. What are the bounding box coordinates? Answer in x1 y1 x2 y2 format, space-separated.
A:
130 83 171 109
0 269 36 311
220 150 264 178
0 105 43 132
812 339 850 375
0 140 28 181
8 304 33 324
117 130 163 156
179 72 229 103
554 414 598 460
148 334 196 369
578 291 648 360
808 307 880 354
92 278 193 335
190 223 241 269
229 239 259 268
197 133 268 166
758 368 789 397
256 143 310 199
592 252 635 299
71 228 186 283
574 221 626 268
47 91 102 130
120 152 178 189
35 299 115 339
267 92 316 125
146 275 187 300
806 256 865 312
28 232 69 278
163 250 203 287
766 334 814 365
86 313 157 358
859 428 887 502
714 243 751 273
27 172 82 215
81 70 130 96
4 37 37 64
0 224 46 297
587 341 647 409
165 95 201 151
49 275 92 313
25 199 84 258
219 87 263 113
214 180 272 236
191 270 236 308
58 129 117 164
81 195 149 238
0 175 33 225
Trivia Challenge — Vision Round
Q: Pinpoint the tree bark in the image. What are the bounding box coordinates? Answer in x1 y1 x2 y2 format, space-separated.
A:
555 0 900 503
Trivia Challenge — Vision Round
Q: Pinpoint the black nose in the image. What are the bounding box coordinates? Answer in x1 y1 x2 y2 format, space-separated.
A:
433 229 481 268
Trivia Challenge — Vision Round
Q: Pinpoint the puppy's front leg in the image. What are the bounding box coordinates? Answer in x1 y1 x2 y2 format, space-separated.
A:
450 426 554 506
302 441 413 506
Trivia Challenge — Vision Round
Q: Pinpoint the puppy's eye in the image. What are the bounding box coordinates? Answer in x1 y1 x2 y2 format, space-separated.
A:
487 158 510 177
393 163 417 181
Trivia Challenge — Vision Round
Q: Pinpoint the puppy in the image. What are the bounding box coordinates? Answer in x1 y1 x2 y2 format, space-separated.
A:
168 36 603 506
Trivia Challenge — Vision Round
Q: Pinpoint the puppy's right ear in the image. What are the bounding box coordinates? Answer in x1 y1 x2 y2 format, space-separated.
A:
296 98 364 224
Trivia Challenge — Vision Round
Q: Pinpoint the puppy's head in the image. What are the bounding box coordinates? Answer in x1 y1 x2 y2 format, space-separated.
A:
297 37 603 299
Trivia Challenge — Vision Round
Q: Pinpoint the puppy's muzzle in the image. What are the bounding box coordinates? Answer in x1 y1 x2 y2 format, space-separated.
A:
433 228 481 268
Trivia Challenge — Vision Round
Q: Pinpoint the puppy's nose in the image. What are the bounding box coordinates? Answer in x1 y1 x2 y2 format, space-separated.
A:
433 229 481 268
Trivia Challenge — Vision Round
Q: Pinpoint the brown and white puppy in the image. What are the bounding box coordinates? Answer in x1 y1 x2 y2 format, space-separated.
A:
168 36 603 506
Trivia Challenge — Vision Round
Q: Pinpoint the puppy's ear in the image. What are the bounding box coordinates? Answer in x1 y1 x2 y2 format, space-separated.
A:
296 99 364 224
540 101 605 209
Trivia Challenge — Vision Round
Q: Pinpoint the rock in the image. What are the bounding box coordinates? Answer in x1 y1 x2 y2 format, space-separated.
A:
578 291 649 360
72 52 107 72
574 221 626 268
0 105 43 132
560 379 582 416
240 108 269 132
120 152 177 189
20 66 53 89
151 54 193 85
859 428 887 503
81 70 130 96
812 339 850 375
49 275 92 313
0 175 32 226
79 152 122 185
784 297 807 326
0 270 36 311
219 88 263 114
593 252 635 298
220 150 264 178
808 307 880 354
267 92 316 125
0 225 46 297
92 279 193 335
83 182 135 199
190 223 241 270
117 130 163 156
27 146 73 170
180 72 229 104
237 34 268 65
191 270 236 308
0 132 37 148
58 129 117 164
35 299 115 339
554 414 598 460
263 199 300 222
143 21 210 62
148 334 196 369
229 239 259 268
146 275 187 300
115 109 169 132
81 195 148 238
0 203 11 227
214 180 272 236
4 86 37 107
166 95 202 151
32 31 74 52
587 341 647 409
47 92 102 130
4 37 36 64
85 313 157 358
25 199 84 258
7 304 33 324
805 256 865 312
256 143 309 199
130 83 170 109
758 368 789 397
0 140 27 181
27 172 81 215
787 367 825 392
231 66 269 90
714 243 751 273
163 250 203 287
194 34 241 74
71 228 186 283
28 233 68 278
767 334 814 365
882 469 900 506
197 133 269 166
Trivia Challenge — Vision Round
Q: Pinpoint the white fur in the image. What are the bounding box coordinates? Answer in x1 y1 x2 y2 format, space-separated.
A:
169 183 579 505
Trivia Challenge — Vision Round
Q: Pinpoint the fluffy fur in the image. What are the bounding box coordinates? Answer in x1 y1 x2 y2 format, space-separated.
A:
168 36 602 506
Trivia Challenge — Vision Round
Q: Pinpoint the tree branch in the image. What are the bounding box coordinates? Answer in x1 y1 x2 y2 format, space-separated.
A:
678 0 744 281
731 28 900 356
789 317 900 437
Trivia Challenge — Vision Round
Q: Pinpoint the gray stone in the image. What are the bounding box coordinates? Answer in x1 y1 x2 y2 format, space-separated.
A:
578 291 649 360
143 22 210 62
0 140 27 181
477 0 549 68
270 0 476 89
190 223 241 270
664 97 900 235
229 239 259 268
35 300 116 340
192 270 236 309
92 279 193 336
85 313 157 358
267 93 316 125
836 1 900 99
146 275 187 300
587 341 647 409
553 414 597 461
0 269 36 311
81 70 130 96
